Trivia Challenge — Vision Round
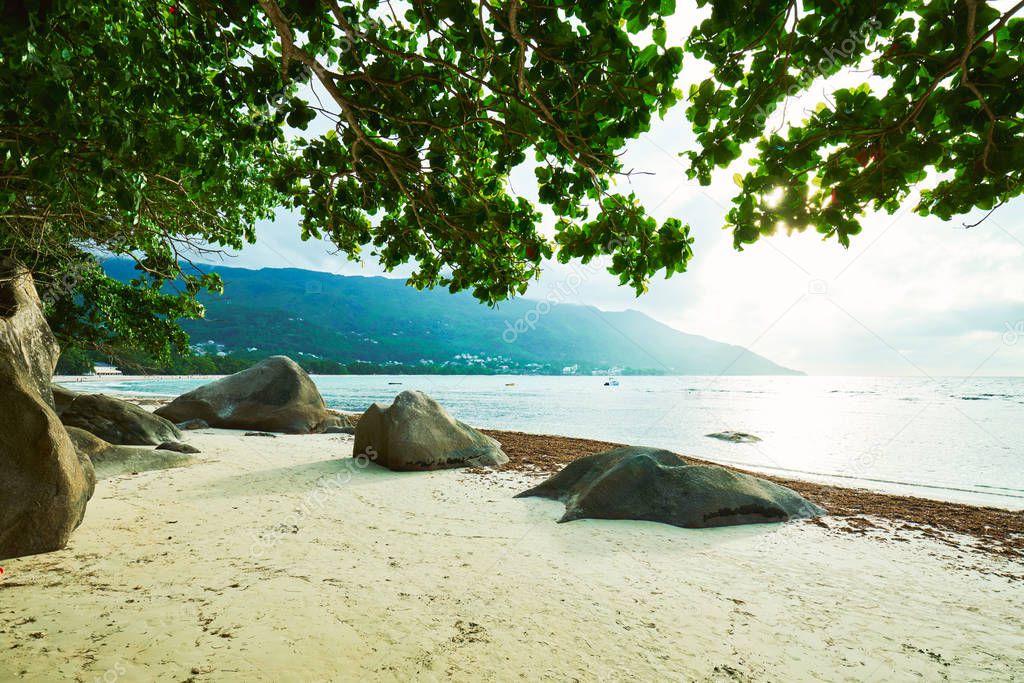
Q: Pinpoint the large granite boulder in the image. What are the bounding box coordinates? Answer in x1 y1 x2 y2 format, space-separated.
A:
0 260 95 559
66 427 197 480
53 385 182 446
154 356 330 434
0 261 59 407
354 390 507 471
65 425 116 460
517 446 824 528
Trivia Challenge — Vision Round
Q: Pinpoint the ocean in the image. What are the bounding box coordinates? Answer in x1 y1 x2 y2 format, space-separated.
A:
61 374 1024 510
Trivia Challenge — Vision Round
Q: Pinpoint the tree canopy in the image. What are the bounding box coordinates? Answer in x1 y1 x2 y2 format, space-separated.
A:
1 0 286 355
1 0 686 360
1 0 1022 362
686 0 1024 248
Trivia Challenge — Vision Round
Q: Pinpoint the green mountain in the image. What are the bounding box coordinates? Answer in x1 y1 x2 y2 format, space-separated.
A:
102 260 802 375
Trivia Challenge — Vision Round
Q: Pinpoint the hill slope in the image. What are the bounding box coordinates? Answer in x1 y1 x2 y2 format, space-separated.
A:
102 260 802 375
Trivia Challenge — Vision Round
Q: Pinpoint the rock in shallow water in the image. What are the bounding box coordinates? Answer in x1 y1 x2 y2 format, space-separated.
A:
354 390 507 471
706 431 762 443
154 356 331 434
517 446 824 528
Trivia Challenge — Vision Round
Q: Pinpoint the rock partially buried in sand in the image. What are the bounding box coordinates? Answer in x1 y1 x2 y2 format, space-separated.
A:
323 426 355 435
154 356 331 434
176 418 210 430
354 390 508 471
244 431 278 438
517 446 824 528
65 427 198 479
706 431 762 443
65 426 121 460
53 385 183 446
91 446 196 480
156 441 201 454
321 412 353 430
0 261 95 559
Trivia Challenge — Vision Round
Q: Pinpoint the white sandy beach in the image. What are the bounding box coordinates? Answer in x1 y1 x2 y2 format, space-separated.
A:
1 430 1022 682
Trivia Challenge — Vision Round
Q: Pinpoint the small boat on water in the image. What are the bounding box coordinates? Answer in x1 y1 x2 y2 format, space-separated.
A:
604 377 620 386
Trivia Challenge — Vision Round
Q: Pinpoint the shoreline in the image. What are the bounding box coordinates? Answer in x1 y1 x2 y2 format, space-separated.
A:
55 376 1024 512
71 392 1024 561
54 374 225 384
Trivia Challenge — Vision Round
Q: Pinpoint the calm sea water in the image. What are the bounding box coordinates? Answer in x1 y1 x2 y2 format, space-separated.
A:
62 374 1024 510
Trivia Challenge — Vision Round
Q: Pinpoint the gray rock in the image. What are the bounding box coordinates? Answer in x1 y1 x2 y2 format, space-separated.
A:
321 413 354 430
706 431 762 443
244 431 277 438
354 390 507 471
90 448 196 479
65 428 198 479
64 426 116 460
154 356 330 434
155 441 201 454
176 418 210 430
322 426 356 435
0 261 95 559
54 385 183 446
516 446 824 528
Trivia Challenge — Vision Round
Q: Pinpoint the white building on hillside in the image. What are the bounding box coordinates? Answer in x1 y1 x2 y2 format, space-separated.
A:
93 363 122 376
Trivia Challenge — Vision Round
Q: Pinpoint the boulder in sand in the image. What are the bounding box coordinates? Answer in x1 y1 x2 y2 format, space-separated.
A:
176 418 209 430
517 446 824 528
154 356 330 434
323 426 355 435
53 385 182 446
64 426 116 460
0 261 95 559
322 413 353 430
354 390 507 471
66 427 197 480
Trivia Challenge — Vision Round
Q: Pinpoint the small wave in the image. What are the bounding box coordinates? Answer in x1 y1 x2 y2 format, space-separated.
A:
975 484 1024 494
691 388 765 395
828 390 879 395
700 458 1024 502
958 392 1019 401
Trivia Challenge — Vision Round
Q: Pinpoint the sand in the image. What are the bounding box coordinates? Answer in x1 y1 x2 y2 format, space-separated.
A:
2 430 1022 682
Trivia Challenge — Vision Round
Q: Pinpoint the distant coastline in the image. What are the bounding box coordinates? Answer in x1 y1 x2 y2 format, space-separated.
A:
96 258 805 378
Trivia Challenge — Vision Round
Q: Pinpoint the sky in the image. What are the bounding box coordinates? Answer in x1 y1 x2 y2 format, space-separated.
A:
214 7 1024 377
